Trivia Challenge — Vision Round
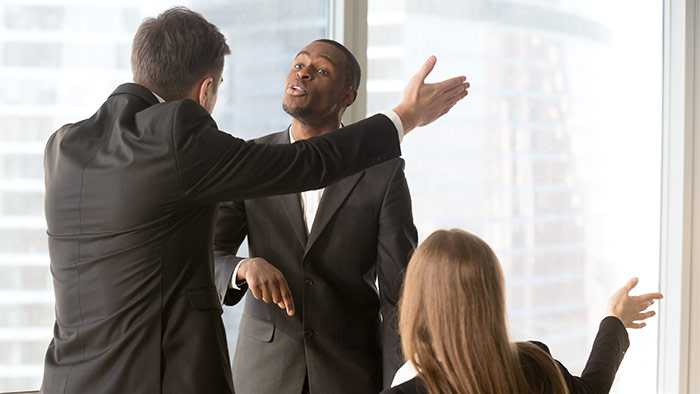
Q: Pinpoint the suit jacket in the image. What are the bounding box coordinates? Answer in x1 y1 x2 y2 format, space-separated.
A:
382 316 630 394
214 129 418 394
41 83 401 394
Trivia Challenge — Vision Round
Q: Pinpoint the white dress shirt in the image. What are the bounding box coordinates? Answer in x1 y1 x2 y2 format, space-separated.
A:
150 90 165 103
230 110 405 289
391 361 417 387
289 129 325 232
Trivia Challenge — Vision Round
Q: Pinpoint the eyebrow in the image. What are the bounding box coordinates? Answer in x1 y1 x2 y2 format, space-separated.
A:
295 50 337 66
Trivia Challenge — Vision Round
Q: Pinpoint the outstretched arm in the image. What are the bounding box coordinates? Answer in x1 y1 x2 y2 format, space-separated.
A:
547 278 663 393
174 57 470 204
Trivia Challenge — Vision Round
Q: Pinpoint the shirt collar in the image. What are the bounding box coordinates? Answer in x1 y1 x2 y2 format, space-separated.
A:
149 90 165 103
289 123 343 143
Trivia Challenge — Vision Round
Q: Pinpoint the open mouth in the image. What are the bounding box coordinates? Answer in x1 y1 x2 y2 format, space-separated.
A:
287 84 308 97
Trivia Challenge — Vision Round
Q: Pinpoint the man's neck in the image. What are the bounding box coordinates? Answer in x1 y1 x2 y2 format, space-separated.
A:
290 118 342 141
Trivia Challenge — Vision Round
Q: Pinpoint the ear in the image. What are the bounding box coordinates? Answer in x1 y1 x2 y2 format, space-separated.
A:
342 88 357 107
198 77 215 106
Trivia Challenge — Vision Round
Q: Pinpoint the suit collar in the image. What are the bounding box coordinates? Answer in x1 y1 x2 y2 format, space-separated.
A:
288 122 343 144
108 83 160 106
276 128 292 144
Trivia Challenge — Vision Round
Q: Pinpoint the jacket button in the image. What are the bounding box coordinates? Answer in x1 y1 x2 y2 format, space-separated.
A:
305 278 313 285
304 329 314 338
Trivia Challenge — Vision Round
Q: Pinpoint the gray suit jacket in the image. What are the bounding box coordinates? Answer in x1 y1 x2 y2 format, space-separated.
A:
214 129 417 394
41 83 401 394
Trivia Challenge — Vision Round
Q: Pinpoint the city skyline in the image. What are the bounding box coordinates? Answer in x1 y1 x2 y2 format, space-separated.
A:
0 1 662 392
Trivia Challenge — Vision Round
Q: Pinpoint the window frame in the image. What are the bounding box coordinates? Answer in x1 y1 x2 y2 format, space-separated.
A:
658 0 700 393
328 0 368 124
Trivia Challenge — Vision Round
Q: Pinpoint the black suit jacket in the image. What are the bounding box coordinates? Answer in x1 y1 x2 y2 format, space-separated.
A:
41 83 401 394
382 317 630 394
214 129 417 394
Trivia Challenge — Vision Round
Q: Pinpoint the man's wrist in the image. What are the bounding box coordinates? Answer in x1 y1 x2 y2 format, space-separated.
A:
236 259 250 281
606 313 624 325
393 104 416 134
231 258 251 290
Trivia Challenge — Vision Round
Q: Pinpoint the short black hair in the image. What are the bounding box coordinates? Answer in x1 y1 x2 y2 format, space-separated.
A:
313 39 361 91
131 7 231 100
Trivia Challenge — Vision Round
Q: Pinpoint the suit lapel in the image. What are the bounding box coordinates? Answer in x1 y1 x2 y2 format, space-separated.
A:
274 130 308 248
304 171 365 257
280 193 308 248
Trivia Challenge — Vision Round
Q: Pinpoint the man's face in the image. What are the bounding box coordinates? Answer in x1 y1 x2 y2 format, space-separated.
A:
282 41 354 123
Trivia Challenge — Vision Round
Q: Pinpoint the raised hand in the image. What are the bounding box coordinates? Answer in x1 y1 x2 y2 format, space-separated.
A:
393 56 470 133
237 257 295 316
608 277 663 329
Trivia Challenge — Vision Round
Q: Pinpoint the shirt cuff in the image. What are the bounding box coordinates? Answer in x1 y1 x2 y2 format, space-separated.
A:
230 259 248 290
381 110 405 143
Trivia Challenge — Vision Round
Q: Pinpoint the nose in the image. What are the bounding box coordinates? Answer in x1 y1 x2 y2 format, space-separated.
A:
297 67 313 81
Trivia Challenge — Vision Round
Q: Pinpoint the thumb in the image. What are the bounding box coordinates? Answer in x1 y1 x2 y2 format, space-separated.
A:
624 277 639 292
414 55 437 83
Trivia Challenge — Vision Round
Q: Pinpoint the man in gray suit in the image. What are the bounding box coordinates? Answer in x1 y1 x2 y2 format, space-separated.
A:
214 39 433 393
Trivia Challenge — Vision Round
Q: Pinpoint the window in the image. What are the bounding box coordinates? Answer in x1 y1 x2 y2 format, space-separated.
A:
366 1 662 392
2 0 693 392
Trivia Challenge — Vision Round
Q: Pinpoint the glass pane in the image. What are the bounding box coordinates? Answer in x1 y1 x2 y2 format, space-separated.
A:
0 0 328 390
367 1 662 392
200 0 330 364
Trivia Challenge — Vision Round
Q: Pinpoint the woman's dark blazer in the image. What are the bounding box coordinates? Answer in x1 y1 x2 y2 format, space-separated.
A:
382 316 629 394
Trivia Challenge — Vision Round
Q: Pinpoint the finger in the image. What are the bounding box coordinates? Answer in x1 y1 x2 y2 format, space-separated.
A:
269 280 283 305
281 282 295 316
434 101 457 122
628 321 647 329
433 76 468 92
260 284 272 303
440 89 469 111
441 83 470 104
624 277 639 292
414 55 437 83
249 284 262 300
639 299 655 311
427 89 469 125
635 310 656 321
636 292 664 302
439 82 469 100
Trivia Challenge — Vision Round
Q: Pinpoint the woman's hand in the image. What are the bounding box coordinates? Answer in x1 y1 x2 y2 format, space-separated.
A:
608 277 663 329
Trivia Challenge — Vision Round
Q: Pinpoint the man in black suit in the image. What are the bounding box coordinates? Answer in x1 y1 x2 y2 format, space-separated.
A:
40 7 469 394
213 39 419 394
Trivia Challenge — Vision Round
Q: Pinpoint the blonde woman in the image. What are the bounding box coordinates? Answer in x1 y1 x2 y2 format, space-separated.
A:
383 229 662 394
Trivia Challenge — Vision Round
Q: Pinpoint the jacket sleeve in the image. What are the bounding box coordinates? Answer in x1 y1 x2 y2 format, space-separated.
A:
377 159 418 389
533 316 630 394
169 100 401 204
213 199 250 306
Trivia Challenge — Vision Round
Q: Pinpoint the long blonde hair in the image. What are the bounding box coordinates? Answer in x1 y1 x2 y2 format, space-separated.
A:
399 229 569 394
